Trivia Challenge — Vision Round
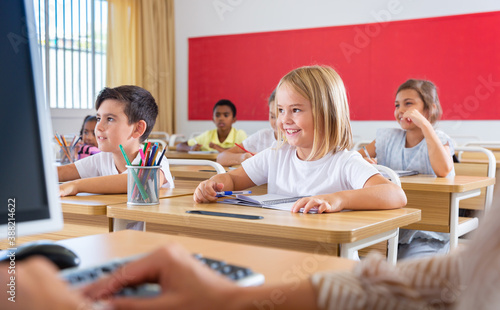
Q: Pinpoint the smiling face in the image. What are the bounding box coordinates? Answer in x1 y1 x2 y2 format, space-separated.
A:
213 105 236 134
394 89 428 130
95 99 138 153
276 83 315 160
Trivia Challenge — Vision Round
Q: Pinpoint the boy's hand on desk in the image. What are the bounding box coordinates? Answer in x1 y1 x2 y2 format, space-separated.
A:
209 143 225 153
190 144 202 151
291 194 343 214
82 244 239 310
59 181 79 197
194 180 224 203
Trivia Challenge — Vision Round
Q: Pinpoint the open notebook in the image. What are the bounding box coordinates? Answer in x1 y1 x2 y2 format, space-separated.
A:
219 194 317 213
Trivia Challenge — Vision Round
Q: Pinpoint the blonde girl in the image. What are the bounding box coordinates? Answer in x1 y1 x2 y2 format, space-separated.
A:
194 65 406 214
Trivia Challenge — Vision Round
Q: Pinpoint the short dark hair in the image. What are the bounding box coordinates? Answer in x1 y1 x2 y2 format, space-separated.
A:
213 99 236 117
95 85 158 142
79 115 97 137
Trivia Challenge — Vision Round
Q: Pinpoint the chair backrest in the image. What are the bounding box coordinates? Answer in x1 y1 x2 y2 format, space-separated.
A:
169 134 186 147
351 140 372 151
373 164 401 187
149 131 170 143
167 159 226 174
454 146 496 213
462 141 500 158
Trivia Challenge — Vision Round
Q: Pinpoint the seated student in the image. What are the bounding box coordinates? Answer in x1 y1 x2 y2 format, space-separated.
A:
57 85 174 197
76 115 101 160
8 195 500 309
195 66 406 214
217 90 278 166
176 99 247 153
359 79 455 259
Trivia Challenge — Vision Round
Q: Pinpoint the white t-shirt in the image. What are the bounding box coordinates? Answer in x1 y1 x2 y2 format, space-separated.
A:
74 151 174 188
241 143 379 198
242 128 276 153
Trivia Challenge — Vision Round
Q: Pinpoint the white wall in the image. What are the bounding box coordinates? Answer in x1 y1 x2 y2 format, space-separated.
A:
174 0 500 142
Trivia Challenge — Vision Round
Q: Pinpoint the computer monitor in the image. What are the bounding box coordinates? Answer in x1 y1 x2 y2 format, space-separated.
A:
0 0 63 240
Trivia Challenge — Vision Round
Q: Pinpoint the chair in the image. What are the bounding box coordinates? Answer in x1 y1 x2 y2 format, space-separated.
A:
462 141 500 158
168 158 226 179
449 135 481 146
169 134 186 148
451 146 496 248
149 131 170 144
340 164 401 264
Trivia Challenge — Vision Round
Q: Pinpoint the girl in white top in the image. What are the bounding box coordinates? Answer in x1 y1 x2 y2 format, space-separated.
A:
360 79 455 259
216 90 278 166
195 65 406 214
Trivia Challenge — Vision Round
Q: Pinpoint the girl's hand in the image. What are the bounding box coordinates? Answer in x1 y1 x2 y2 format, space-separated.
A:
291 194 343 214
59 181 79 197
402 109 430 129
194 179 225 203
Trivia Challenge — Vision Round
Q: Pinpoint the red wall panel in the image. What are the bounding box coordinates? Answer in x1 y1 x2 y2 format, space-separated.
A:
189 11 500 120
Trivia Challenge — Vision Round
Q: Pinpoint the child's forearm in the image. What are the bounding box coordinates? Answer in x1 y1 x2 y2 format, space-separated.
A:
211 144 227 153
334 183 407 211
217 147 248 166
421 124 454 177
72 174 128 194
57 164 81 182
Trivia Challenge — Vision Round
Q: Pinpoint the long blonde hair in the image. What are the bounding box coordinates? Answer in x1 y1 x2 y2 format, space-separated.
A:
276 65 353 160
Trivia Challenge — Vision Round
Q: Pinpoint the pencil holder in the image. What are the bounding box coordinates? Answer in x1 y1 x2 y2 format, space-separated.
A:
59 146 77 165
126 165 160 205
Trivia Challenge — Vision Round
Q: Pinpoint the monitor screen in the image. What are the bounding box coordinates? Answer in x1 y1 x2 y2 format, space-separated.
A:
0 0 63 240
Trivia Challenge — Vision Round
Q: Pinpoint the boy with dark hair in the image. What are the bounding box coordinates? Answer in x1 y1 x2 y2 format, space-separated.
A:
177 99 247 152
58 85 174 197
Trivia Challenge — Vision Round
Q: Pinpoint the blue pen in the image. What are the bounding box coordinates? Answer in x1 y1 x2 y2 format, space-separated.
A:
216 190 252 197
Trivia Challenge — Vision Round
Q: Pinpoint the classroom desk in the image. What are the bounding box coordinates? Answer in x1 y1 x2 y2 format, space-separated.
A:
457 158 500 211
165 150 218 161
0 180 200 249
57 230 356 284
107 195 421 263
170 165 229 179
400 175 495 249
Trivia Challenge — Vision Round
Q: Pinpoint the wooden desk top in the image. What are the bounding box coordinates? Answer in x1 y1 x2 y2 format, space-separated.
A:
400 175 495 192
166 151 218 161
170 165 227 179
61 180 200 216
107 195 421 245
57 230 356 284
